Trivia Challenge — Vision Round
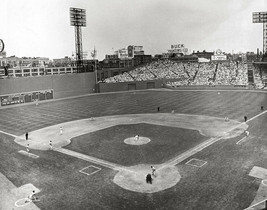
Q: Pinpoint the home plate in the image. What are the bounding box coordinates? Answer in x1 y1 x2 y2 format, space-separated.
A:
18 150 39 158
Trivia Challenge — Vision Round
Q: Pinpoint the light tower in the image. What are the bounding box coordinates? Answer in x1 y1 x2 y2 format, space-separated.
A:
253 12 267 56
70 7 86 73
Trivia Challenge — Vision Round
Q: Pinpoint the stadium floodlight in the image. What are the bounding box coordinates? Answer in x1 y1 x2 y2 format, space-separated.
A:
253 12 267 54
70 7 86 73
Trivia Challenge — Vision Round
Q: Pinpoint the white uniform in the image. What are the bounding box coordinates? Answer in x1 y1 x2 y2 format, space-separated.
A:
151 166 156 176
26 144 30 153
60 127 63 135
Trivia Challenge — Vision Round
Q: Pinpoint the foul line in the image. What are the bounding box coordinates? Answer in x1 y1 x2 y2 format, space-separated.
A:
0 130 17 138
54 148 133 172
2 110 267 174
159 110 267 169
244 199 267 210
236 136 248 145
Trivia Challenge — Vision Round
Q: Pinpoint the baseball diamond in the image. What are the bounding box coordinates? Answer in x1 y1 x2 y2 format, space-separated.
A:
1 90 267 209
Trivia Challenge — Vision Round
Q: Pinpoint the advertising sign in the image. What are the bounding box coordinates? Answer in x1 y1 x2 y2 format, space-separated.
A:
168 44 187 54
171 44 184 49
128 46 134 57
0 90 53 107
211 55 227 60
116 48 128 59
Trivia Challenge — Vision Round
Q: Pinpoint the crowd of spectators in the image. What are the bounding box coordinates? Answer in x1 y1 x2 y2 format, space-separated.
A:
104 60 188 83
253 67 264 89
104 72 134 83
104 59 250 87
214 62 248 86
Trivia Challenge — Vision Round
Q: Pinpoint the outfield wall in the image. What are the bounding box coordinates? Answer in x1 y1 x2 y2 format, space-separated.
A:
165 85 250 90
98 79 251 93
0 72 96 99
98 80 164 92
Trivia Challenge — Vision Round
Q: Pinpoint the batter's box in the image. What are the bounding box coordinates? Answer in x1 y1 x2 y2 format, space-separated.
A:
79 165 101 176
185 158 207 167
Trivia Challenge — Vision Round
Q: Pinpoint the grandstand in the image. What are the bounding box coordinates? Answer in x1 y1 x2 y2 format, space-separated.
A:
102 59 254 90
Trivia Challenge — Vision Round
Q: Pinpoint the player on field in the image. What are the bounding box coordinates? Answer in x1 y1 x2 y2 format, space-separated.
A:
151 166 156 176
25 132 28 140
146 173 152 184
49 140 53 150
60 127 63 135
26 143 30 153
135 135 139 141
25 190 38 203
245 130 249 137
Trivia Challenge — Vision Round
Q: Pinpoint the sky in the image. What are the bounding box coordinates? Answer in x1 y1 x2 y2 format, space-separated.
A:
0 0 265 60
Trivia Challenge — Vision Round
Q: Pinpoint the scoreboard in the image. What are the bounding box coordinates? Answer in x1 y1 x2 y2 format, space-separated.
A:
0 89 53 106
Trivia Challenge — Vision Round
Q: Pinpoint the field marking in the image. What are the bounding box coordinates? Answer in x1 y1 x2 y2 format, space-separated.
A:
0 130 18 138
54 148 132 172
244 199 267 210
53 110 267 172
160 110 267 169
18 150 39 158
236 136 248 145
262 179 267 186
185 158 207 167
15 198 32 207
2 109 266 175
79 165 101 176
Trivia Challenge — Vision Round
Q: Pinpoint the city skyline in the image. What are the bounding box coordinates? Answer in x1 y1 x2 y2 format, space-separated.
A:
0 0 265 60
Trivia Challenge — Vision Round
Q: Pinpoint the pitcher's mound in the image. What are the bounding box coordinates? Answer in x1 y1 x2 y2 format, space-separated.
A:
113 164 181 193
124 136 151 145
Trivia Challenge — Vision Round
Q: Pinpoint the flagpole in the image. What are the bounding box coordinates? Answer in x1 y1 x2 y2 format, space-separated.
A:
92 47 97 92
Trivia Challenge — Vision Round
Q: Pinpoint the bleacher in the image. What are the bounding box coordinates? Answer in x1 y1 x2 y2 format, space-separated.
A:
104 59 250 88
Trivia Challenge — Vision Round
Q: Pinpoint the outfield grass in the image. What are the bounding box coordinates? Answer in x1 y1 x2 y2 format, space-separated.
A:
0 90 266 135
1 90 267 209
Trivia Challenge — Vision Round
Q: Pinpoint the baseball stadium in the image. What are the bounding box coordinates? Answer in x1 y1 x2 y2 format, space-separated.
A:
2 77 267 210
2 2 267 210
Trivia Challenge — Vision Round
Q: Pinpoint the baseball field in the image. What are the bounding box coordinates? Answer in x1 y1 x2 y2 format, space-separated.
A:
1 89 267 210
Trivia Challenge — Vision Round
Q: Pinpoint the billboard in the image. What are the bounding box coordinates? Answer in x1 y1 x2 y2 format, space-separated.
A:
211 55 227 60
115 48 128 59
133 46 143 52
171 44 184 49
127 45 144 57
168 44 188 54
